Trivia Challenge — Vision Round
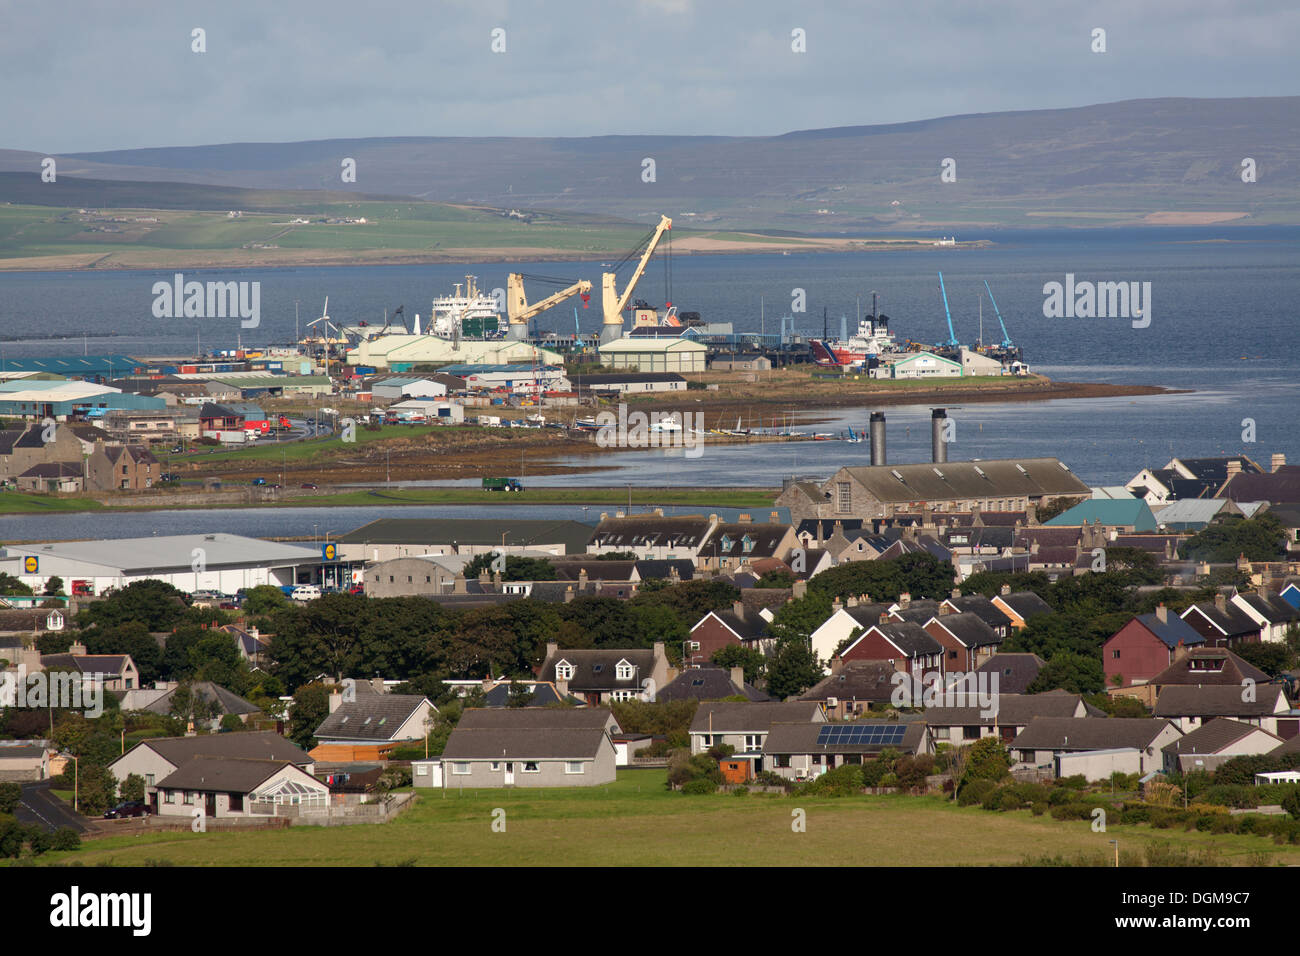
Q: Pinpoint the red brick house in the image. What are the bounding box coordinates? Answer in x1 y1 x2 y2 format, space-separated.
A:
838 621 945 676
87 443 159 491
1179 594 1262 649
685 603 769 668
1101 605 1206 688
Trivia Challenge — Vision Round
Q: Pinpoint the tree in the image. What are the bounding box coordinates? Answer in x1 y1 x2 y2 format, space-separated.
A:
0 782 20 814
711 645 766 685
1235 641 1297 678
462 554 557 581
242 584 291 616
1178 514 1286 563
76 579 190 632
0 573 33 596
958 737 1012 791
44 576 65 596
766 638 822 700
289 682 329 750
1026 652 1106 695
506 682 535 708
119 774 146 804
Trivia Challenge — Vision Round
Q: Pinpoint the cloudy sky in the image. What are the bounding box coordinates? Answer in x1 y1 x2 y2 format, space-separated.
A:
3 0 1297 152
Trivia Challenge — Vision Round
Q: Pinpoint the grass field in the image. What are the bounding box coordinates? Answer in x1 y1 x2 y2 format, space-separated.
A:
27 770 1296 867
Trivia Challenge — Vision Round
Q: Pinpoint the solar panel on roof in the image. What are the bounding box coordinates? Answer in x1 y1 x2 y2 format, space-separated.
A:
817 725 906 747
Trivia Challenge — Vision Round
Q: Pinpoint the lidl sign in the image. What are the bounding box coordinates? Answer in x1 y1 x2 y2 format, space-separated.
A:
322 543 338 562
23 556 38 574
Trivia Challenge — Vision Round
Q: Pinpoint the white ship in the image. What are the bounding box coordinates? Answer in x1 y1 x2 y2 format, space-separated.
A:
427 275 504 339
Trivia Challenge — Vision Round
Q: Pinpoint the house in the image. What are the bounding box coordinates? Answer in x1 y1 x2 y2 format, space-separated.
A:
39 649 139 691
114 680 260 730
838 621 947 677
0 422 89 483
922 692 1099 748
1161 718 1283 774
1231 588 1300 643
107 731 314 800
1153 683 1293 736
338 517 594 562
0 742 51 782
763 720 932 781
538 642 670 705
1125 455 1264 505
689 701 825 775
923 612 1002 672
478 680 565 707
657 666 771 702
939 593 1014 640
1009 717 1183 776
1179 594 1263 648
973 653 1047 695
1218 463 1300 503
799 660 902 719
786 458 1089 524
16 462 84 493
1101 606 1206 688
587 513 716 561
686 603 770 667
568 371 689 393
86 442 160 491
1112 646 1273 708
441 707 619 788
310 694 437 762
808 602 895 667
153 756 329 817
696 517 797 573
1043 499 1159 532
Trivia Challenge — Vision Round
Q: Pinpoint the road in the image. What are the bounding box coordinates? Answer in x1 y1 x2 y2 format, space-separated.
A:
17 780 87 833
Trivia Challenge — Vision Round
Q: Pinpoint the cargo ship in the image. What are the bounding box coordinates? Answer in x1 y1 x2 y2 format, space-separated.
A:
809 295 900 367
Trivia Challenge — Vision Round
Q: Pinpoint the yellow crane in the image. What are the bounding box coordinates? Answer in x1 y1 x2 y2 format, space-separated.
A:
505 274 593 340
601 214 672 343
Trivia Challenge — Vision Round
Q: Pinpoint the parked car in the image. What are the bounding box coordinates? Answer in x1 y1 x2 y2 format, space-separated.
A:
300 482 318 489
291 584 322 601
104 801 150 819
348 585 365 596
268 483 283 489
251 477 267 486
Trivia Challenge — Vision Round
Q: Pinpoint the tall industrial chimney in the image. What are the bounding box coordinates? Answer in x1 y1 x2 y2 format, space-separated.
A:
870 412 886 466
931 408 949 464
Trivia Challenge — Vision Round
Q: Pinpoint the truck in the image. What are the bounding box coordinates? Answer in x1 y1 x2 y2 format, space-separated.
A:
482 477 523 492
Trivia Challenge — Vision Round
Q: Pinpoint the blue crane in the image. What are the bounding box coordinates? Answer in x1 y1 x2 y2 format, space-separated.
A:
983 280 1014 349
937 272 959 347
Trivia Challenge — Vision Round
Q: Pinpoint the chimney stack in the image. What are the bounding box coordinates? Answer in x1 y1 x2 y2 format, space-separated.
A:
1214 592 1226 612
1273 453 1287 473
738 513 752 524
870 412 886 466
1155 603 1168 624
770 511 780 524
730 666 746 689
931 408 948 464
1226 460 1242 479
733 600 745 619
999 583 1011 596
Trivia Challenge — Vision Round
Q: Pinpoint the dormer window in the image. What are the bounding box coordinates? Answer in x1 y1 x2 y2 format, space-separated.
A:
720 535 733 551
741 535 754 553
555 661 574 681
616 660 635 680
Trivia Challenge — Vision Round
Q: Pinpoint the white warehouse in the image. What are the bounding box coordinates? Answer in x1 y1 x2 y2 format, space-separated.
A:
0 533 324 596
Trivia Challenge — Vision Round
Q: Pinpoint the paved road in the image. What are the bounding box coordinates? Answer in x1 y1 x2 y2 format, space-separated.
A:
16 781 87 833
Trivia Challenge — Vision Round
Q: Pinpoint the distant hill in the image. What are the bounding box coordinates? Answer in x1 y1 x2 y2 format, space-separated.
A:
3 97 1297 229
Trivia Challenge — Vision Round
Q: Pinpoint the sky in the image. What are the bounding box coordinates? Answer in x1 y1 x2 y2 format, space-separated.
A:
2 0 1297 153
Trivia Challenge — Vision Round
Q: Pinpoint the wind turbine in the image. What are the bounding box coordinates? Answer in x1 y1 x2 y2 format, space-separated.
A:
305 297 340 380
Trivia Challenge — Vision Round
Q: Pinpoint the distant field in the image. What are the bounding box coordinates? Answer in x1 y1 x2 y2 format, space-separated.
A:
27 770 1295 867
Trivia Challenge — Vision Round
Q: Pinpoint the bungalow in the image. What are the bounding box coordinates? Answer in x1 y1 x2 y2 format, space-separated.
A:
763 720 932 782
689 700 825 776
1153 683 1293 736
1112 646 1273 709
1161 718 1283 774
1101 606 1205 688
0 742 51 782
1009 717 1183 776
39 650 139 691
310 694 437 762
974 653 1047 695
153 756 329 817
441 708 619 788
657 666 771 702
838 621 946 677
107 730 313 809
538 642 670 705
922 692 1099 748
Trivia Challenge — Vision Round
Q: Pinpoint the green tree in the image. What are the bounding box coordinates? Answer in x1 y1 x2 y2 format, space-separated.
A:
462 554 557 581
1234 641 1297 678
766 638 822 700
1027 652 1106 695
0 782 20 814
77 579 190 631
1178 514 1287 563
710 644 767 685
289 682 329 750
242 584 291 616
958 737 1012 792
0 572 33 596
44 576 65 596
119 774 146 804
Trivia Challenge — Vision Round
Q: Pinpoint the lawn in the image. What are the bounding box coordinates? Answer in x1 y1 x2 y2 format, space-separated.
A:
29 770 1300 867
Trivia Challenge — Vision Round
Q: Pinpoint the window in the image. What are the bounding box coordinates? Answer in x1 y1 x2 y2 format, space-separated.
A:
744 734 764 750
165 790 175 804
615 661 634 680
555 661 574 680
490 762 501 771
415 765 428 776
698 734 715 747
608 690 638 702
522 762 540 773
145 774 155 787
933 727 950 740
230 794 243 813
452 762 471 775
962 726 981 740
837 482 851 512
689 641 700 651
1111 650 1121 659
565 762 585 774
183 792 194 805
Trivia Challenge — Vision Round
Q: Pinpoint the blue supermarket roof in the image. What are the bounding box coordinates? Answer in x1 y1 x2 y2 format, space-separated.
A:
0 355 143 374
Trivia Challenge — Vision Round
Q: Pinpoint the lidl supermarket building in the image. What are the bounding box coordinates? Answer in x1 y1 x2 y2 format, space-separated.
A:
0 534 330 596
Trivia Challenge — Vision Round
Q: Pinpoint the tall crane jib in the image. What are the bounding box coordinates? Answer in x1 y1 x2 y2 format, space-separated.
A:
601 215 672 344
983 280 1014 349
506 274 593 341
937 272 959 348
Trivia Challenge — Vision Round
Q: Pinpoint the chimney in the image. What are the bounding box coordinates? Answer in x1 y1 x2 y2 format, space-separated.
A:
1214 592 1226 612
654 508 664 517
879 612 891 624
578 568 588 588
770 511 780 524
1026 501 1038 526
453 572 467 594
653 641 664 663
730 666 746 689
846 595 858 608
564 586 575 603
870 412 886 466
669 565 681 583
599 512 608 521
481 675 494 693
830 655 844 675
898 592 911 607
546 641 558 659
999 583 1011 596
950 588 961 601
832 597 843 612
1226 460 1242 479
1272 453 1287 473
708 513 718 525
931 408 948 464
733 600 745 619
1155 603 1168 624
328 691 342 714
738 513 752 524
792 580 807 599
69 640 87 657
